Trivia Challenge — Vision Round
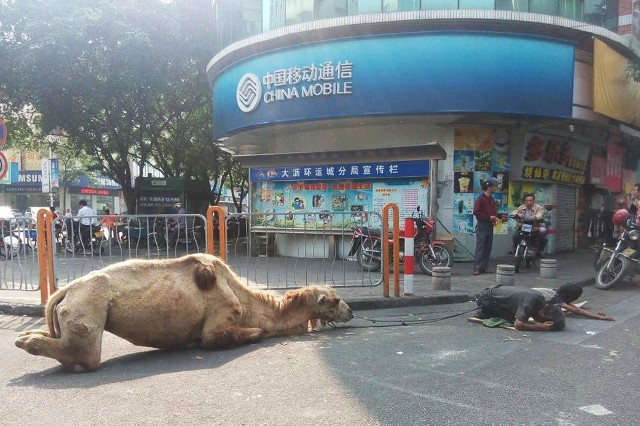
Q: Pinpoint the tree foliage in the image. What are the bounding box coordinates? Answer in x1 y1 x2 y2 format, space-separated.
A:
0 0 244 212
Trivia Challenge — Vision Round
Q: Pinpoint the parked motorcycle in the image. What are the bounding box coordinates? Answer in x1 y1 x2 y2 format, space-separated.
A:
512 217 542 273
348 207 452 275
595 224 640 289
63 218 108 255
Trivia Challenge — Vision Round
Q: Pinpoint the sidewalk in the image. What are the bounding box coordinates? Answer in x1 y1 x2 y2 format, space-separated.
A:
0 249 598 317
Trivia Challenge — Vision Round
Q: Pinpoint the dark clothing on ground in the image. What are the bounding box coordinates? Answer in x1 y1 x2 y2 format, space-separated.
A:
475 286 546 323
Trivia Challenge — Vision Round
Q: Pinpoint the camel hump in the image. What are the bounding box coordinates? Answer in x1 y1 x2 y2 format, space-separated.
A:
193 260 217 291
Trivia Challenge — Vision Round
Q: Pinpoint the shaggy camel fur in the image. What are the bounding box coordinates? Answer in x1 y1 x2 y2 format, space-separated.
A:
15 253 353 372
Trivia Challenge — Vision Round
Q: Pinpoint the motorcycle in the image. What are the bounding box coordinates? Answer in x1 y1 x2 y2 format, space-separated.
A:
348 207 452 275
595 224 640 289
64 218 108 255
511 217 542 273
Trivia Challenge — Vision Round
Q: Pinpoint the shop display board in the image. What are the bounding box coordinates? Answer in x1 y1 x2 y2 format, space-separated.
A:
250 161 431 231
452 128 511 235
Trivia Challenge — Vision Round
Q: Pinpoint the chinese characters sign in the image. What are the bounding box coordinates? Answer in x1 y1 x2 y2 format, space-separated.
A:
606 143 623 191
250 160 430 182
519 134 590 185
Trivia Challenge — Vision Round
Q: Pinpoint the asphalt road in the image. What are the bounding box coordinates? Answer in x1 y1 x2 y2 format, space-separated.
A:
1 285 639 425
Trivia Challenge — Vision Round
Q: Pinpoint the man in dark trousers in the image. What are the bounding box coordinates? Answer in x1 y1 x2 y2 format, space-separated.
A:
473 177 500 275
470 285 566 331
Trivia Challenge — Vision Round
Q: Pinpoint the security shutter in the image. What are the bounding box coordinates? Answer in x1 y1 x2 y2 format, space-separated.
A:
554 185 576 252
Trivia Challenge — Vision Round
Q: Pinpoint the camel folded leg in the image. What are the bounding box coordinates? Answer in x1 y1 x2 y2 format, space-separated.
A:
201 325 264 349
18 329 52 338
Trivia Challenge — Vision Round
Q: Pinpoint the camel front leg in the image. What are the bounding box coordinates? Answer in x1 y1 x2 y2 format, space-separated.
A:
15 308 107 373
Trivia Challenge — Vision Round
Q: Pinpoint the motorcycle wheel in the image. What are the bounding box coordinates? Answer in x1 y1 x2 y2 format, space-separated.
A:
417 246 452 276
65 239 76 254
596 256 629 290
357 238 382 272
92 239 107 255
514 252 523 273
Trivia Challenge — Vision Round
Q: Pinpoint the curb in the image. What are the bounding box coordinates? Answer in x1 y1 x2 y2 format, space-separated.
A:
0 277 596 318
0 303 44 317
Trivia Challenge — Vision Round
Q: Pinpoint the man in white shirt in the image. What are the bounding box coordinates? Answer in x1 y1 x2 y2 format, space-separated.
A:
74 199 97 245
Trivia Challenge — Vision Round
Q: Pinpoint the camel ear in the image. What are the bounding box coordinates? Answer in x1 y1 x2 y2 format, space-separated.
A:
317 294 327 304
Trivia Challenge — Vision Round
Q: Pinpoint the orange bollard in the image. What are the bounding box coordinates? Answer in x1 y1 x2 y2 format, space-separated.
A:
36 208 54 304
382 203 400 298
206 206 227 261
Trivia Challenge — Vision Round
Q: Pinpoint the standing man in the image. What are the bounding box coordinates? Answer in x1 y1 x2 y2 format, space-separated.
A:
74 199 97 246
473 177 500 275
631 183 640 224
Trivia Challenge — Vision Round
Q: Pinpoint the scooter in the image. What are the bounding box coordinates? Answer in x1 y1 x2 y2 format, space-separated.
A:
512 217 541 273
595 224 640 289
348 207 452 275
64 219 108 255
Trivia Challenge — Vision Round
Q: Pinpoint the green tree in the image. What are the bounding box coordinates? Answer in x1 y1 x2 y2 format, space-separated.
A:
0 0 227 212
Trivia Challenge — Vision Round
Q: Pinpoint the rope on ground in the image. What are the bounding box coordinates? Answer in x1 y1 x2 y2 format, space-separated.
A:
338 307 478 329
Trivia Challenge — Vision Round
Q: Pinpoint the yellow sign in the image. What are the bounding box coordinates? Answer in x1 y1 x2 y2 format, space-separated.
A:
593 39 640 127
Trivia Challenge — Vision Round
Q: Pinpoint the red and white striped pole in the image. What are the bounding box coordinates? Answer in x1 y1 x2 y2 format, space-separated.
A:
404 217 414 296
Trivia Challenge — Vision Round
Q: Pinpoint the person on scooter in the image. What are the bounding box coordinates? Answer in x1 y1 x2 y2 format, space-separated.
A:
509 193 547 257
74 199 97 247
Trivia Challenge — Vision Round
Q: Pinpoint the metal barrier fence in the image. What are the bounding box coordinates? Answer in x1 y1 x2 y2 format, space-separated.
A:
1 207 391 300
223 211 383 289
0 216 40 291
51 213 208 287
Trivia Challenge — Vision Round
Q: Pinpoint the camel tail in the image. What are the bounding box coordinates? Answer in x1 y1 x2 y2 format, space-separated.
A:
45 287 68 338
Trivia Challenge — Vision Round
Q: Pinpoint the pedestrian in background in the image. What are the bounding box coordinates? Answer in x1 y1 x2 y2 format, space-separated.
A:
473 177 500 276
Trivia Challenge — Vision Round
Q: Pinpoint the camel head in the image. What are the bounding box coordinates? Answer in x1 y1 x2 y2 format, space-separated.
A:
314 287 354 324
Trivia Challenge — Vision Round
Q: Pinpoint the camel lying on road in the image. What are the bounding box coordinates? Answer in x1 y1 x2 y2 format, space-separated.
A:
15 253 353 372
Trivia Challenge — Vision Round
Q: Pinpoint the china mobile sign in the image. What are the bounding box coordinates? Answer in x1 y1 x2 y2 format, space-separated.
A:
236 61 353 113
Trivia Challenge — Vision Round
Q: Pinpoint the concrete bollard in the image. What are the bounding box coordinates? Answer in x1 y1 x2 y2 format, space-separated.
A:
496 264 515 286
432 266 451 291
540 258 557 279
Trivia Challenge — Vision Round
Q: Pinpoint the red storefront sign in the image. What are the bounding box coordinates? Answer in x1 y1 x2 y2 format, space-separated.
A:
590 156 606 186
606 143 623 191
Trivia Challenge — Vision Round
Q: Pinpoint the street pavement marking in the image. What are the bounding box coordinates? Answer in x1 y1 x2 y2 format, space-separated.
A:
579 404 613 416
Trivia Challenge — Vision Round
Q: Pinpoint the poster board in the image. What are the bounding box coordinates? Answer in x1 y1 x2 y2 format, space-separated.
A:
250 161 431 231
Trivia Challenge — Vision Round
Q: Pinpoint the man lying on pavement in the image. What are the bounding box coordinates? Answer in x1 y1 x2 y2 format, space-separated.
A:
469 285 565 331
531 283 614 321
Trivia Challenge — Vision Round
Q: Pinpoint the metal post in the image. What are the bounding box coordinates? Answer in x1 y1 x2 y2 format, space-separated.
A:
429 160 439 236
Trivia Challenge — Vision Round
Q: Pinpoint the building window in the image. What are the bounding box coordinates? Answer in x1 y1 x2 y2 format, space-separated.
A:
495 0 530 11
348 0 383 14
286 0 315 25
383 0 420 12
459 0 494 9
530 0 560 16
421 0 459 10
317 0 348 19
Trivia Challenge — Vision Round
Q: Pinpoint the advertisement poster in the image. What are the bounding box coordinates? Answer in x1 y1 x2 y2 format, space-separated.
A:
453 128 511 235
251 178 430 230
